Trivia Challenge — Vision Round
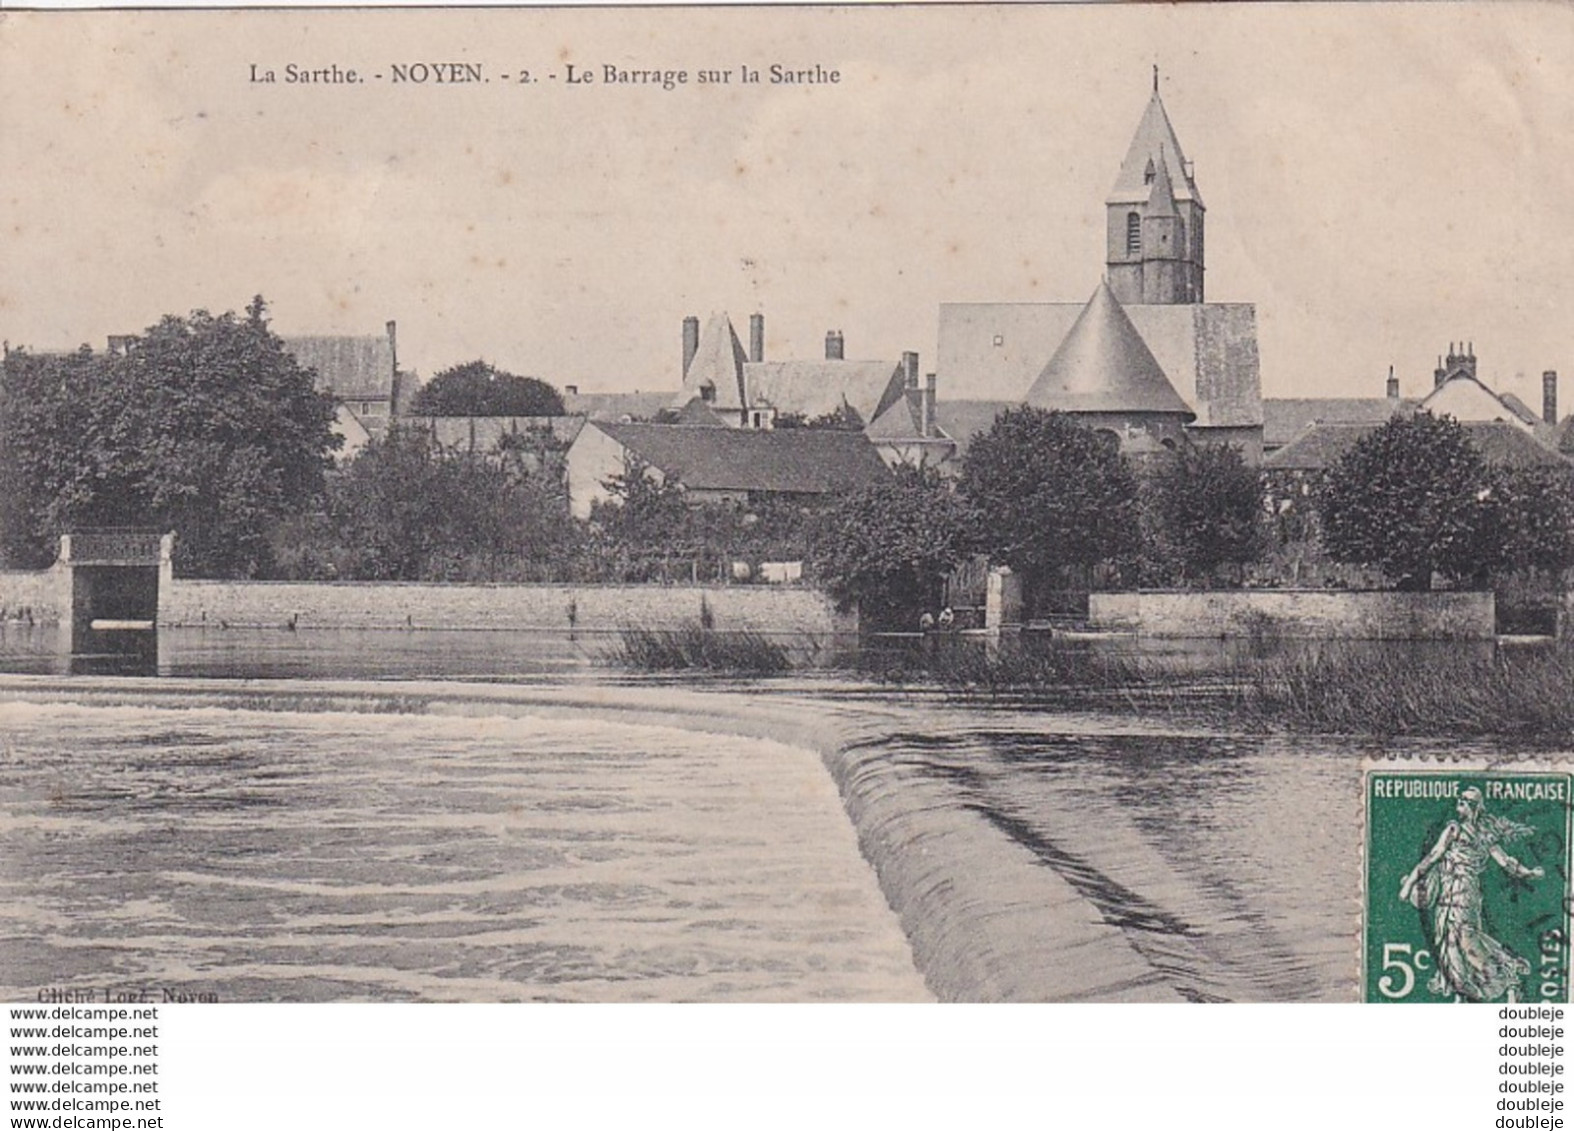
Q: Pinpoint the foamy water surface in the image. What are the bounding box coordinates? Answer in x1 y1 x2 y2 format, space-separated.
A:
0 700 928 1002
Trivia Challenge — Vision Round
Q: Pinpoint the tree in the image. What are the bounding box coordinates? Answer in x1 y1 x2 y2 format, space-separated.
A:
312 424 583 581
811 464 974 627
1317 412 1498 590
590 455 693 550
1483 468 1574 578
0 298 340 576
409 361 564 417
955 407 1142 594
1146 443 1267 585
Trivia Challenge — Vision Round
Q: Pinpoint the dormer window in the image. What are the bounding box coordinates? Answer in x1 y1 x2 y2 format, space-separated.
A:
1143 157 1156 185
1126 212 1141 257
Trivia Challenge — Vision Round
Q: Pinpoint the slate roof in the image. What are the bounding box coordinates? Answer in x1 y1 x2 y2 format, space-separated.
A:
742 359 906 426
282 335 395 402
591 422 891 495
933 400 1015 460
1025 282 1194 418
936 301 1261 427
865 395 926 442
1556 416 1574 456
1262 397 1414 450
409 416 586 450
1263 419 1572 472
670 396 731 427
1109 89 1203 208
560 390 672 422
864 396 1019 464
1145 150 1179 217
675 313 748 409
1498 392 1545 429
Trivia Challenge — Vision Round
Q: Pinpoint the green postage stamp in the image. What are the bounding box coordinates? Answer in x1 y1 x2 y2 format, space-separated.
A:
1365 764 1573 1004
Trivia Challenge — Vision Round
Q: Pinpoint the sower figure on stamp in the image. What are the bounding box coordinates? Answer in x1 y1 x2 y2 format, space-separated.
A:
1399 787 1544 1002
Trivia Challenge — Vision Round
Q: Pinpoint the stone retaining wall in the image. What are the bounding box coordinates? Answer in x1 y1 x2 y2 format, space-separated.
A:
0 566 67 623
1088 589 1496 640
160 579 854 635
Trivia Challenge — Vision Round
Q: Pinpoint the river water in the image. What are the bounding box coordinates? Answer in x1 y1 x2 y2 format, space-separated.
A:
0 627 1498 1002
0 695 926 1002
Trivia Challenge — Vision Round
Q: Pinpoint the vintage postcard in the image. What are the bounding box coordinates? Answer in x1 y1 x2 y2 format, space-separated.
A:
0 2 1571 1008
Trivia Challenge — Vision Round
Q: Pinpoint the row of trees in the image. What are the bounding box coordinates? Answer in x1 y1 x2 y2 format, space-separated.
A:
812 408 1270 625
1317 412 1574 591
812 407 1574 625
0 302 579 579
4 301 1570 608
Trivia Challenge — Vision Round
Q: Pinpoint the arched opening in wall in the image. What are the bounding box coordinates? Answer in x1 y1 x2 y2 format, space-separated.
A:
1126 212 1141 257
1161 438 1178 451
1094 428 1120 454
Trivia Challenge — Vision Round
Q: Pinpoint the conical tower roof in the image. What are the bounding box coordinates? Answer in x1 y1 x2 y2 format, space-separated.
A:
1108 88 1202 208
1025 282 1195 418
675 312 748 409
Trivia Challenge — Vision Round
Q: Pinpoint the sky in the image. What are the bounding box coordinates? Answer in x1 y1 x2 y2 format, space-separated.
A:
1 3 1571 408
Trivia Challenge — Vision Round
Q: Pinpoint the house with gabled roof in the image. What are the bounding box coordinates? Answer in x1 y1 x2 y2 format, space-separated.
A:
673 311 910 431
565 420 892 519
559 388 673 423
1263 389 1415 455
281 321 405 458
1263 418 1571 476
1413 343 1554 441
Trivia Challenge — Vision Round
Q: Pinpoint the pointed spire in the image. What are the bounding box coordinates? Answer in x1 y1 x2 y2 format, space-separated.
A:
1147 144 1178 217
1109 82 1202 208
1025 282 1194 418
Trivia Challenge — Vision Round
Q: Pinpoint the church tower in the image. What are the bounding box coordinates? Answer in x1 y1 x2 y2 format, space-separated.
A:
1106 72 1205 305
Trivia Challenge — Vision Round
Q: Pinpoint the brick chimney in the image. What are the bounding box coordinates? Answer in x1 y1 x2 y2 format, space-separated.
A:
1545 370 1559 425
682 316 700 378
748 314 764 364
1386 365 1399 403
922 373 937 438
825 330 844 361
386 320 401 416
1436 341 1477 386
902 351 920 387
